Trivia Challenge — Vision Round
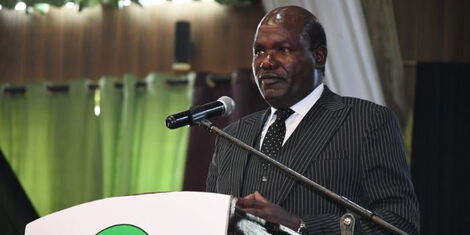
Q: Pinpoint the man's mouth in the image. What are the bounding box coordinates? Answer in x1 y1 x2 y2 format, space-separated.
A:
259 73 283 84
261 77 281 86
258 73 283 87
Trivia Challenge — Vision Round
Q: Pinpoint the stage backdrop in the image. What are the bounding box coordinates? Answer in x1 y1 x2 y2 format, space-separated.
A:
0 73 192 216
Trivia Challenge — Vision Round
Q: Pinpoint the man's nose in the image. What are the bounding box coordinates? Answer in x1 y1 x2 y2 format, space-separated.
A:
260 52 277 69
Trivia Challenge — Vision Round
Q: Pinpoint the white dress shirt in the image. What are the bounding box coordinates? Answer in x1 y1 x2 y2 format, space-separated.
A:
259 83 325 148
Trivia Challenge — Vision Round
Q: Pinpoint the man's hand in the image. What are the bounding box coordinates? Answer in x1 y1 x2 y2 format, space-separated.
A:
236 192 301 231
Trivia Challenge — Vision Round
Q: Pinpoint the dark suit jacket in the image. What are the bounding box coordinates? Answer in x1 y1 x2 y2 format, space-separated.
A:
206 87 419 234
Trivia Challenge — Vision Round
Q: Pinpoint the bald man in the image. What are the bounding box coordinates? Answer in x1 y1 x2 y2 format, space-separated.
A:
207 6 419 234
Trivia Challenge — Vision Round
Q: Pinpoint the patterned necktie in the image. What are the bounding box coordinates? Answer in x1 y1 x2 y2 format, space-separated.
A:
261 108 295 157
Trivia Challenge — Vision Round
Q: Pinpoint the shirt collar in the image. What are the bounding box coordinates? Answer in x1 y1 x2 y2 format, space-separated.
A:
269 83 325 118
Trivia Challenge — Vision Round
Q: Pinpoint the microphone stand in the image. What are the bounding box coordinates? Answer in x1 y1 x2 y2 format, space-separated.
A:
196 119 408 235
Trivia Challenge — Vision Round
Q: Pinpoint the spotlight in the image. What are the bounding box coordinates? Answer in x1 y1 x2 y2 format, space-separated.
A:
122 0 131 7
15 2 27 11
173 0 190 4
139 0 166 6
65 2 75 9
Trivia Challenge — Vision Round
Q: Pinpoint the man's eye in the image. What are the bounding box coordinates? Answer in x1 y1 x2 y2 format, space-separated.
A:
254 49 264 56
281 47 291 53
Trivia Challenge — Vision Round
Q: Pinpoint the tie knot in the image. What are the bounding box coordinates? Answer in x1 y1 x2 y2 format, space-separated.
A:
275 108 294 122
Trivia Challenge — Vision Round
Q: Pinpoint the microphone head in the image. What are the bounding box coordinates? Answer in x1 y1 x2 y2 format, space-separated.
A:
217 96 236 117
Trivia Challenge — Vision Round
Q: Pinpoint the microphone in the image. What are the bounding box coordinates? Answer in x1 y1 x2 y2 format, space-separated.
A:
165 96 235 129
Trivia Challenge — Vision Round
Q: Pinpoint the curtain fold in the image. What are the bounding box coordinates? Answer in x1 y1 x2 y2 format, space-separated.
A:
411 63 470 235
0 72 192 216
129 73 193 193
0 80 101 215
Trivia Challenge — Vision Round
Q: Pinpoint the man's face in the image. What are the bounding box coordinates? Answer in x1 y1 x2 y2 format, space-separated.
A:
252 22 315 108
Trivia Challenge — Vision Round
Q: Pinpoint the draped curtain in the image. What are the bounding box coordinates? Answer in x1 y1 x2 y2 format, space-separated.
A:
0 73 192 216
411 63 470 235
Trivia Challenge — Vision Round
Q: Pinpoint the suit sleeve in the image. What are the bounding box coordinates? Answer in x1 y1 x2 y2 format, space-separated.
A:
302 107 420 235
206 136 220 193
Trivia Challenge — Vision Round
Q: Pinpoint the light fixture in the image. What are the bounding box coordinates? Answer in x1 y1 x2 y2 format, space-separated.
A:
139 0 166 6
122 0 131 7
0 4 3 10
118 0 132 8
14 2 27 11
65 2 75 9
94 106 101 116
94 89 101 117
34 3 50 13
173 0 190 4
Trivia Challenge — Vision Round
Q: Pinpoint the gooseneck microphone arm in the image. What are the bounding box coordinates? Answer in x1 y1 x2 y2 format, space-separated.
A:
195 118 408 235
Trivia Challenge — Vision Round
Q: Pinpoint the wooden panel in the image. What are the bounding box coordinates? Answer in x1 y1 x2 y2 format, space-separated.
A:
0 11 30 83
393 0 470 62
443 0 470 62
392 0 419 61
415 0 444 61
0 2 265 84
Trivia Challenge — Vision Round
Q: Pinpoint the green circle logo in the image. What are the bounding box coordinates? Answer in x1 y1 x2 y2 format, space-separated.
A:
96 224 148 235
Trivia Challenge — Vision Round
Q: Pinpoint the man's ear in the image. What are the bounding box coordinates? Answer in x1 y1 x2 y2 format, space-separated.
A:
313 46 327 69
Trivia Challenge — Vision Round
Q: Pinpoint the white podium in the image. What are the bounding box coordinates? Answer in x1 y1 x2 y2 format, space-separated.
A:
26 191 299 235
25 192 233 235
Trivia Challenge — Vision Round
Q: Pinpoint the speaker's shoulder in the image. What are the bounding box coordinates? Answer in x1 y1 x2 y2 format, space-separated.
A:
223 109 267 134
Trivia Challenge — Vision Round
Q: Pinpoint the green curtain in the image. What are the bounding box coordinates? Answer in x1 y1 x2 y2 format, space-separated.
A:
0 73 192 216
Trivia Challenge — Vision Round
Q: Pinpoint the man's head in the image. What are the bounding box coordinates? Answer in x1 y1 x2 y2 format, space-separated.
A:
252 6 327 109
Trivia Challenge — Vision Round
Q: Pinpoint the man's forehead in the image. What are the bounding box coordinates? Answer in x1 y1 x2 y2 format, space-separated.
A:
260 7 309 28
255 22 304 41
262 11 285 25
254 6 315 46
253 26 305 49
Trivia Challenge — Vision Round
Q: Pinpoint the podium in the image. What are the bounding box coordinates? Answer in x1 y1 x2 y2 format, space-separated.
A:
25 191 299 235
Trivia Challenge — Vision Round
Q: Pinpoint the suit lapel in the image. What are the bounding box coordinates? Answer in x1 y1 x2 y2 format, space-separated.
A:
227 109 269 196
273 87 351 205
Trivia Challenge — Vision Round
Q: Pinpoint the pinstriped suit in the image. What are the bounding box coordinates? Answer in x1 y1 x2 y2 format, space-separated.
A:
206 87 419 234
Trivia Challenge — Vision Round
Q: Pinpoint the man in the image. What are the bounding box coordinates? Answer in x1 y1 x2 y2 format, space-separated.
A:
206 6 419 234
